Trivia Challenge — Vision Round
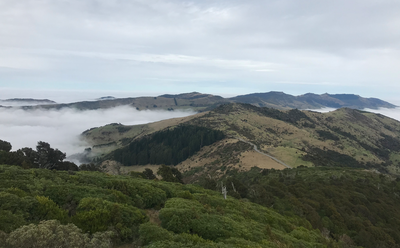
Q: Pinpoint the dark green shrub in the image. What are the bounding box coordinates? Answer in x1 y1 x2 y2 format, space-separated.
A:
72 197 147 241
139 222 173 245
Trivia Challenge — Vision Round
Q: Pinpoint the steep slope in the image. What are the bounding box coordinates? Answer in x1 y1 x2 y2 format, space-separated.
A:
82 103 400 177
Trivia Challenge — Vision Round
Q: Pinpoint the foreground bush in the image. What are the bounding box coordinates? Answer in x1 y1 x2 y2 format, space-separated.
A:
0 165 338 247
72 197 147 241
1 220 113 248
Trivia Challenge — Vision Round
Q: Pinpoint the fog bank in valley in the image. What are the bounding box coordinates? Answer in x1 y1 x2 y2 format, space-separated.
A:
0 106 196 158
310 107 400 123
363 107 400 122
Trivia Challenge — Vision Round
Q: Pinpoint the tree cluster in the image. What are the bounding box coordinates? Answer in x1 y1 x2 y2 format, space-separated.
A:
196 166 400 248
0 140 74 171
111 125 225 166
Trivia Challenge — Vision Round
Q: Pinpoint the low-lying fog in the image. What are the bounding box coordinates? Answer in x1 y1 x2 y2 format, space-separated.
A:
313 107 400 122
0 106 196 157
363 108 400 121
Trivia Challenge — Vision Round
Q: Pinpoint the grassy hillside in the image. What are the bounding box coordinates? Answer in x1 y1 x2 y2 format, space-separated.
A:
0 164 336 247
185 104 400 174
83 103 400 178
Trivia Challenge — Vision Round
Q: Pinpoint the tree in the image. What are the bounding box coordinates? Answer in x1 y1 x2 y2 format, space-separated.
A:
0 139 11 152
18 147 38 167
143 168 156 180
35 141 66 169
157 165 183 183
0 151 29 168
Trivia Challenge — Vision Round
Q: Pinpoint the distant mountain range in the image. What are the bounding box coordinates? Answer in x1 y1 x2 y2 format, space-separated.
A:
230 92 396 109
0 98 56 107
8 92 397 111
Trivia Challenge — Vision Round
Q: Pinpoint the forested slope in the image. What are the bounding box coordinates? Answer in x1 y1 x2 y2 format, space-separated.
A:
193 166 400 248
108 125 225 166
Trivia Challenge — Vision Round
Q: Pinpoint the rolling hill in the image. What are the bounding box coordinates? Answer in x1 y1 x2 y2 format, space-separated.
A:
81 103 400 178
0 98 56 107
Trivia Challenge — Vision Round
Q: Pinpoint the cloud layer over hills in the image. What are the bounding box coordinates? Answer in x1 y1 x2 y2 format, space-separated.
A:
1 102 400 164
0 106 195 157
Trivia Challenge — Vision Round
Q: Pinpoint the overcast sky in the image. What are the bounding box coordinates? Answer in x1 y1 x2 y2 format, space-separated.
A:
1 0 400 102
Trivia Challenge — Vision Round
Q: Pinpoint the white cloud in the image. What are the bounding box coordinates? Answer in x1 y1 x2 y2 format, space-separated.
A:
305 107 337 113
309 107 400 123
363 107 400 122
0 106 195 157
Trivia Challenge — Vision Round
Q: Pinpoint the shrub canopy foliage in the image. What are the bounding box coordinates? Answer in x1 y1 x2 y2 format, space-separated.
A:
0 164 337 247
195 166 400 248
1 220 113 248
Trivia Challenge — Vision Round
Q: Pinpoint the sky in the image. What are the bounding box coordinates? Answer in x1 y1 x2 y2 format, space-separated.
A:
1 0 400 103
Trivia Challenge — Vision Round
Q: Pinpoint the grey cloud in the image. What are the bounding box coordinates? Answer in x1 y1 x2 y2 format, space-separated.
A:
0 0 400 97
